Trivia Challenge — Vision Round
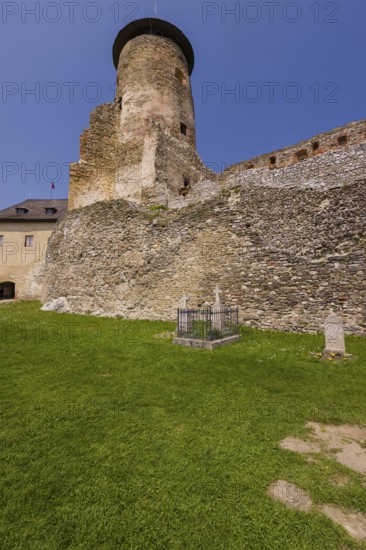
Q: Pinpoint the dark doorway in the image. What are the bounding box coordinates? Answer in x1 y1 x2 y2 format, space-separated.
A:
0 282 15 300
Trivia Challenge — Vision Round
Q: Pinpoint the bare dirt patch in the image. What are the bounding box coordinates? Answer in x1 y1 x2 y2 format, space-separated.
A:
268 480 312 511
279 422 366 476
320 505 366 541
274 422 366 540
268 480 366 541
336 443 366 476
307 422 366 446
307 422 366 476
280 437 321 454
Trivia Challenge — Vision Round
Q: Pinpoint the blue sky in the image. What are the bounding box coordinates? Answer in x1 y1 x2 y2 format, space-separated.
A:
0 0 365 209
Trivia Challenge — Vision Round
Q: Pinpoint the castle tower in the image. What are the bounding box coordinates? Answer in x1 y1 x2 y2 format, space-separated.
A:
113 18 197 203
68 18 214 210
113 18 196 147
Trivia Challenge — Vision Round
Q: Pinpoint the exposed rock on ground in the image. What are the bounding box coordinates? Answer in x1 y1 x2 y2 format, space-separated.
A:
271 422 366 541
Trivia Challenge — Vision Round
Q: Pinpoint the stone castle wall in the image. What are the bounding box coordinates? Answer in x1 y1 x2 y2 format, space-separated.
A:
223 120 366 175
68 103 117 210
43 133 366 334
68 101 219 211
41 20 366 334
68 98 365 212
225 142 366 191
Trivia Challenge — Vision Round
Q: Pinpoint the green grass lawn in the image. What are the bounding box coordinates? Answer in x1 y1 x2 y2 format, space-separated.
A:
1 301 366 549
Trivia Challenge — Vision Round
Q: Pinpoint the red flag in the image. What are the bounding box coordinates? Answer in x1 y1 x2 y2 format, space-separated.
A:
51 182 55 189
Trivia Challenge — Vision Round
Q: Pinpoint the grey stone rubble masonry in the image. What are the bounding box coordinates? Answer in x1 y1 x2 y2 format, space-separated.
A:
42 173 366 335
224 143 366 191
223 119 366 174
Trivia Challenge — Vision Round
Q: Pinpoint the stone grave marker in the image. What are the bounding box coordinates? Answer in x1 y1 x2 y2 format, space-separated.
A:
324 315 346 356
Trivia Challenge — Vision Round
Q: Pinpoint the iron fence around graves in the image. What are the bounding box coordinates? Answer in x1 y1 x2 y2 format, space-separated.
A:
177 307 239 341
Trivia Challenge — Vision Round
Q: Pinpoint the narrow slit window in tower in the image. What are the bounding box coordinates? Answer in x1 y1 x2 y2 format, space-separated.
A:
180 123 187 136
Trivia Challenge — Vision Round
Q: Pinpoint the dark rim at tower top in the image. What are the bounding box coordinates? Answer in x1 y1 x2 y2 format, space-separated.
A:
113 18 195 74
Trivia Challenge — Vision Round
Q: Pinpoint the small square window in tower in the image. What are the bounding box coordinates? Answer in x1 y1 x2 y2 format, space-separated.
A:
180 123 187 136
25 235 33 247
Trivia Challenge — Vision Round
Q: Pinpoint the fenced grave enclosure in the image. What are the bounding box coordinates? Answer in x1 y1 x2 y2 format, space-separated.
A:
174 307 240 350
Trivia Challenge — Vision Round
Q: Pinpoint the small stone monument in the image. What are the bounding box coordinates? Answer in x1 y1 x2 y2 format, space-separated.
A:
212 286 225 333
323 315 346 357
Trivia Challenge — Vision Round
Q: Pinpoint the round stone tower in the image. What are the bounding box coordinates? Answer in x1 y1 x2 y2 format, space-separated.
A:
69 18 214 210
113 18 196 147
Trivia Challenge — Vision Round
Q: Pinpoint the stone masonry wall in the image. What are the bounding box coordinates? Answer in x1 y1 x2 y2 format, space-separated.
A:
223 120 366 175
68 107 365 212
69 103 117 210
224 142 366 191
116 35 196 147
68 100 219 210
43 169 366 334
